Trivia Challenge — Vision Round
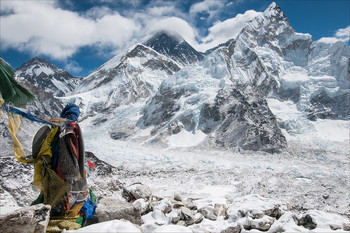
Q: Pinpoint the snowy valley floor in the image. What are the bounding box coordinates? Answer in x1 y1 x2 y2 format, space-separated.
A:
80 127 350 232
87 136 350 216
1 115 349 232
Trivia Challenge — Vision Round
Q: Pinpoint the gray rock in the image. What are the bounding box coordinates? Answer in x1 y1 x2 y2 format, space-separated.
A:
343 223 350 231
174 194 182 202
330 224 341 230
198 205 217 221
122 183 152 201
154 199 172 214
293 214 317 230
194 213 204 224
177 220 186 226
220 225 241 233
261 206 282 219
181 207 195 226
133 199 150 215
95 198 142 225
0 204 51 233
184 199 198 210
173 202 185 209
243 216 274 231
169 210 181 224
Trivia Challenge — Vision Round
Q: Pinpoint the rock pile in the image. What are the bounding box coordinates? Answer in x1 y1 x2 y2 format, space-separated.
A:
1 183 349 232
101 183 350 233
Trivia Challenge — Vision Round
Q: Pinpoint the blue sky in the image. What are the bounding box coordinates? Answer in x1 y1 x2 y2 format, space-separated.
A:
1 0 349 77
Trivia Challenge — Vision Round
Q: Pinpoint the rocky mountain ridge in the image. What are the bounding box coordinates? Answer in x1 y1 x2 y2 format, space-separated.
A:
15 57 83 97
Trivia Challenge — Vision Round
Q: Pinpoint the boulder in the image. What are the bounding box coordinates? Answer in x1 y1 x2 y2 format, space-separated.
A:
220 225 241 233
243 215 275 231
180 207 195 226
168 209 181 224
0 204 51 233
183 199 198 210
294 214 317 230
330 224 341 230
194 213 204 224
95 198 142 225
134 198 150 215
122 183 152 202
343 223 350 231
154 199 172 214
174 194 182 202
198 205 217 221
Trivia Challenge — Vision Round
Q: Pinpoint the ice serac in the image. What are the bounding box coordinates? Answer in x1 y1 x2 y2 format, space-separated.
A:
73 44 181 116
144 31 204 66
15 57 82 97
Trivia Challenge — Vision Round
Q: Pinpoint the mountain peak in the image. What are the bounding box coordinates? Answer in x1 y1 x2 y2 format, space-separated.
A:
145 30 184 46
15 57 81 97
263 2 285 18
144 30 203 65
17 57 62 74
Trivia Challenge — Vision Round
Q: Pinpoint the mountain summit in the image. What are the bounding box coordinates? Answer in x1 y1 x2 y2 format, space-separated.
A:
15 57 82 97
144 31 204 66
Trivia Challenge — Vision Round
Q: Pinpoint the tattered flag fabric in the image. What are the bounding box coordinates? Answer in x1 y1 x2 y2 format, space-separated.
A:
0 57 35 107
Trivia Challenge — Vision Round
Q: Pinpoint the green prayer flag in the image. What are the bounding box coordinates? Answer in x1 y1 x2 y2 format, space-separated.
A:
0 58 35 107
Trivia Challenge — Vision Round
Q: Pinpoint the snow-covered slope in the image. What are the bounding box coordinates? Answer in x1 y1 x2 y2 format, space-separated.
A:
15 57 83 97
71 43 181 117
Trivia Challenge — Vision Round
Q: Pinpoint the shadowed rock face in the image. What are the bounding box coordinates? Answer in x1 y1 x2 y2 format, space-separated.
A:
199 87 287 152
307 91 350 121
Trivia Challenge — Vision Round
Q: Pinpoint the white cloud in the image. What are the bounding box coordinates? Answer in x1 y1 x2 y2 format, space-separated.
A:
318 25 350 44
144 17 197 45
0 1 138 60
189 0 225 19
196 10 261 52
335 26 350 41
0 0 264 62
64 60 83 74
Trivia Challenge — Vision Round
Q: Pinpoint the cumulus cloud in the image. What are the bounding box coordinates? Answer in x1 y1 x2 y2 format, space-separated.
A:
0 1 138 60
318 25 350 44
0 0 263 65
189 0 225 20
196 10 261 52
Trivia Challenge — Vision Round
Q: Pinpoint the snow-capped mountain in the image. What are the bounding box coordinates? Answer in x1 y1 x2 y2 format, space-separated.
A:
144 31 204 66
71 43 181 116
2 2 348 153
15 57 82 97
64 2 349 152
